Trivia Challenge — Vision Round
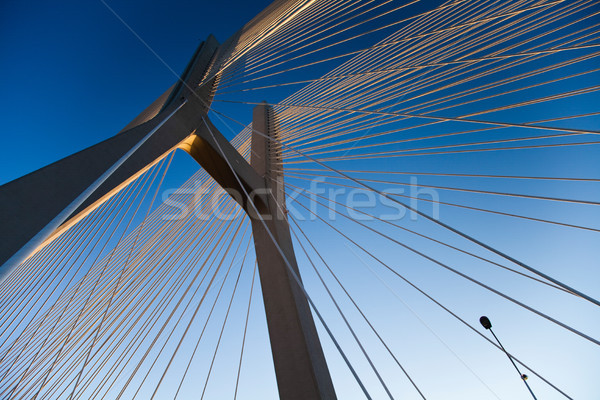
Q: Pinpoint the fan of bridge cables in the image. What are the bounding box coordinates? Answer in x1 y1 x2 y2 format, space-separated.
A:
1 0 599 399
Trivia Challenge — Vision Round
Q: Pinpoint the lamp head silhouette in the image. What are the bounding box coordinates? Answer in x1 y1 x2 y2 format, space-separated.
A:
480 316 492 330
478 315 538 399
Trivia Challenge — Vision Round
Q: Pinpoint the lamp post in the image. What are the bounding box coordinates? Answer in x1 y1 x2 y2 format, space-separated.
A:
480 316 538 400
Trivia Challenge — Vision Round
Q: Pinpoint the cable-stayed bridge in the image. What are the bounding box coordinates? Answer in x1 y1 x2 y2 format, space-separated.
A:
0 0 599 398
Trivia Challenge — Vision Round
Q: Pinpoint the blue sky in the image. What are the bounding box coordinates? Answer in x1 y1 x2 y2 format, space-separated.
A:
1 1 599 399
0 0 272 184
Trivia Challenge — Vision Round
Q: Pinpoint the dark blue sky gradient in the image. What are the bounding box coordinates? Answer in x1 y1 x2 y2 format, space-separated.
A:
0 0 272 184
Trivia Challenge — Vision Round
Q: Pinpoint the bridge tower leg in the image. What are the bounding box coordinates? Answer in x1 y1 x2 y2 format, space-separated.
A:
249 104 337 400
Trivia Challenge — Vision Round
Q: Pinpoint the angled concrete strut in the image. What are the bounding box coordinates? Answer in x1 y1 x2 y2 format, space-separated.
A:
0 36 221 275
0 34 336 399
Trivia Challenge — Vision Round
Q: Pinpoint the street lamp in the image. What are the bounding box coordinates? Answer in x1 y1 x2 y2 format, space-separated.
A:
480 316 538 400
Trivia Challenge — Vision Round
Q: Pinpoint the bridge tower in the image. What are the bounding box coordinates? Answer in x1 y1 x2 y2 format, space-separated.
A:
0 35 337 400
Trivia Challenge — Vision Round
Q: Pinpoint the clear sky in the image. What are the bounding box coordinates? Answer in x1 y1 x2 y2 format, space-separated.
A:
0 0 273 184
1 1 599 399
